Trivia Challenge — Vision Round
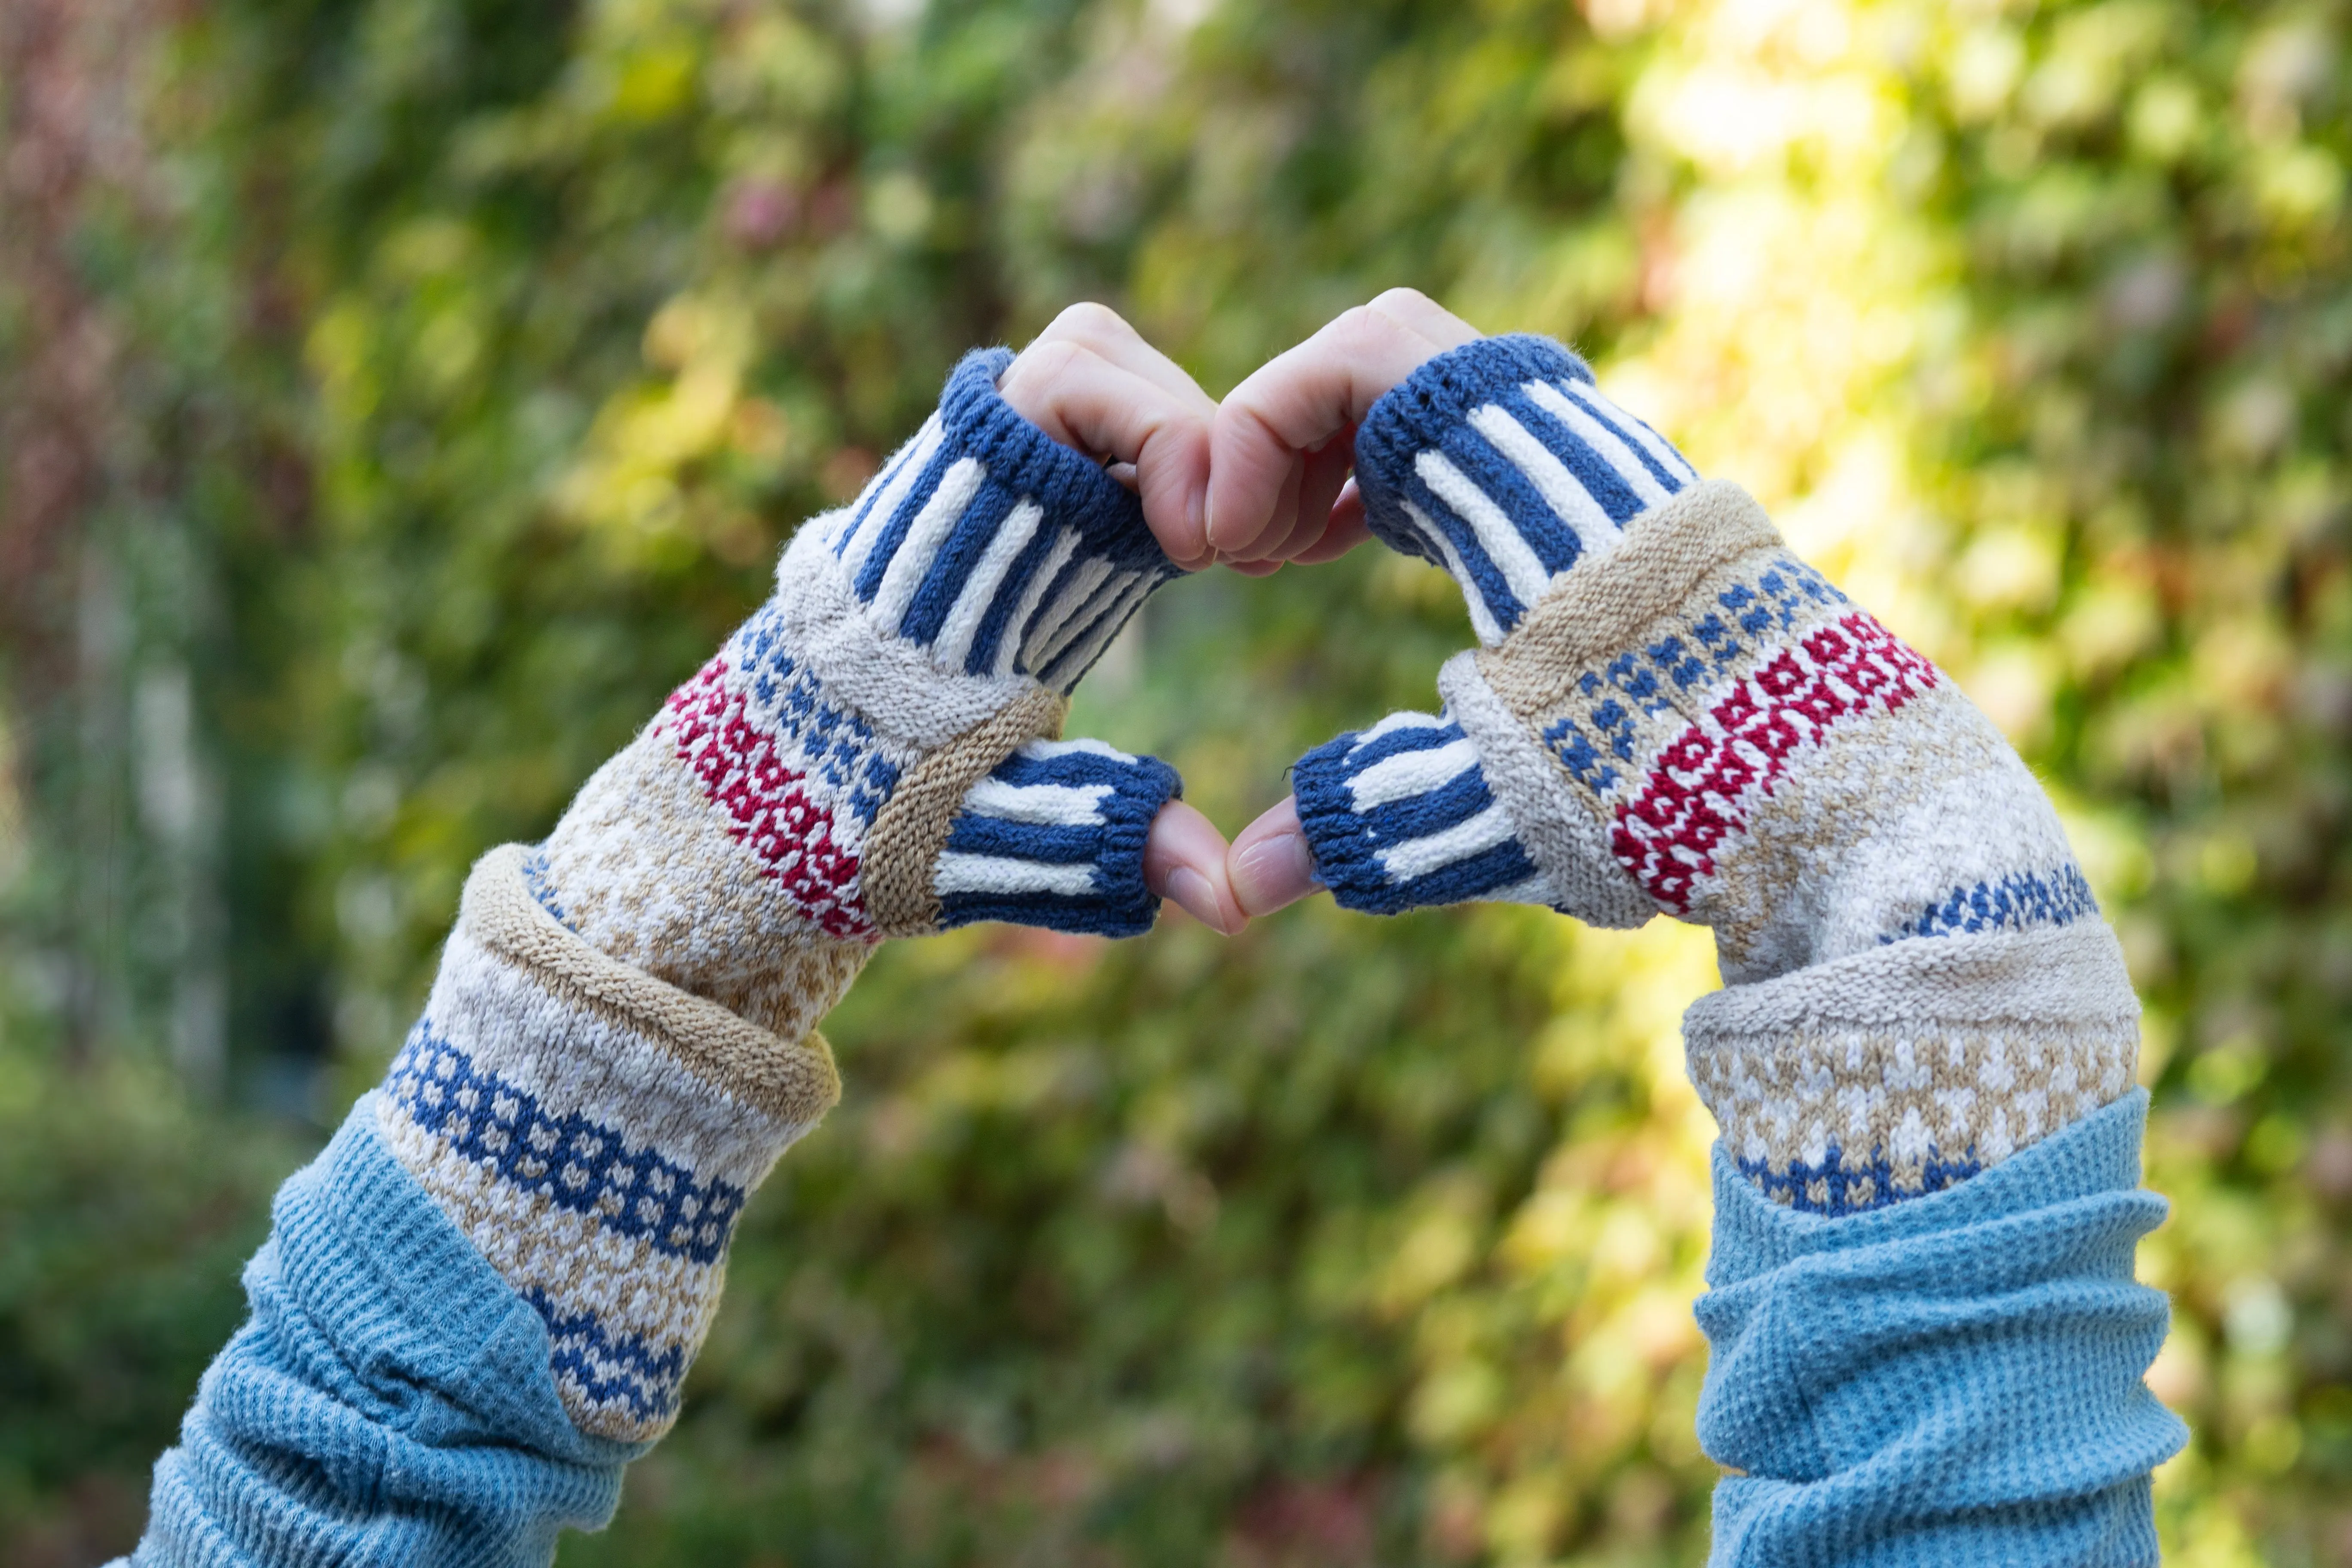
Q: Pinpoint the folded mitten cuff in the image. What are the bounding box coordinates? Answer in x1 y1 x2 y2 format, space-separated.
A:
1683 922 2141 1215
379 845 850 1442
1351 334 1699 644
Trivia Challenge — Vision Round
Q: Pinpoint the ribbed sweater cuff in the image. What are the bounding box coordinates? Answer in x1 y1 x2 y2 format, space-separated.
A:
823 348 1180 691
1350 333 1699 644
1698 1089 2186 1567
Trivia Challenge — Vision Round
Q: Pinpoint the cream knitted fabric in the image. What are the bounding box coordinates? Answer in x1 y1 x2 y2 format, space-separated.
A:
1294 336 2138 1215
380 349 1187 1439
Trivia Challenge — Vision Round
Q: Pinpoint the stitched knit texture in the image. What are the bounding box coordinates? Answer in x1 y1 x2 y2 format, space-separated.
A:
381 352 1185 1442
1697 1090 2186 1566
1298 335 2134 1214
129 1097 643 1568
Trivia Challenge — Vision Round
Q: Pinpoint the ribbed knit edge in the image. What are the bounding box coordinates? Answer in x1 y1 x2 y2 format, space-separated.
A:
1291 729 1406 913
937 348 1175 579
939 747 1179 936
1351 334 1593 560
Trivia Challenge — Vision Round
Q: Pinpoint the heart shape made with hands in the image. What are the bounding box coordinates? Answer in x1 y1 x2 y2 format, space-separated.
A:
993 289 1487 938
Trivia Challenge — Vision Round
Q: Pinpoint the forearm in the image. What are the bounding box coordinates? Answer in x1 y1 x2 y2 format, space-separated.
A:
1293 334 2187 1561
126 349 1189 1566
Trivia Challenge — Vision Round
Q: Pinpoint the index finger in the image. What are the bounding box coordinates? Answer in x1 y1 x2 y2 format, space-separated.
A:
1207 292 1480 560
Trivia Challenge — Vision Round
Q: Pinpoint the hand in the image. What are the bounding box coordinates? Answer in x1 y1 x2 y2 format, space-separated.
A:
998 302 1222 572
1205 288 1481 576
997 303 1246 934
1207 290 1483 915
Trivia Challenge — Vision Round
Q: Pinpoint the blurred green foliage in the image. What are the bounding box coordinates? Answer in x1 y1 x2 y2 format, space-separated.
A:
1 0 2348 1564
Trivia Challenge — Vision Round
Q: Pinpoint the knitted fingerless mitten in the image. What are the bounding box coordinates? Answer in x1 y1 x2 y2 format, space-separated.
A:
1295 335 2139 1215
377 349 1183 1440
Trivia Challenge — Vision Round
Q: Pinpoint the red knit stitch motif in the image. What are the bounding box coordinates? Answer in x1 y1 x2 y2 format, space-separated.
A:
1610 612 1938 913
660 659 875 940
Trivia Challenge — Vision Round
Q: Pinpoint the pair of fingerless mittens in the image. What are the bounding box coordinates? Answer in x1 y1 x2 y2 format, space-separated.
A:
376 349 1184 1441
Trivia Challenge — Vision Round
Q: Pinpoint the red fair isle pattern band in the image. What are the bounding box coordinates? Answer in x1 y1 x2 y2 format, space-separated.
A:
660 658 874 940
1610 612 1939 913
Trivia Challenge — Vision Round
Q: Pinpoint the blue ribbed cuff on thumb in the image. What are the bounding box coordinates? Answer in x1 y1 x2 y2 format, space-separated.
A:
1696 1089 2186 1567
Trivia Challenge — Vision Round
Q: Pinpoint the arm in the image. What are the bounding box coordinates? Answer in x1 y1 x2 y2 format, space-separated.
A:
126 318 1237 1567
1219 305 2187 1564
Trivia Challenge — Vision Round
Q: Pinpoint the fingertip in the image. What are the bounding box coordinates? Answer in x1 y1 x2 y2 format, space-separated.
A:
1227 796 1324 918
1145 798 1247 935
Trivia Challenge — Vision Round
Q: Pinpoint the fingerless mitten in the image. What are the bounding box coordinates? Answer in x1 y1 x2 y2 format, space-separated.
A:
1295 337 2138 1213
379 349 1184 1440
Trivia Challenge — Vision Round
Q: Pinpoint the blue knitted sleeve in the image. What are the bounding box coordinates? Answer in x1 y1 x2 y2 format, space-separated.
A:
1698 1090 2186 1566
124 1097 642 1568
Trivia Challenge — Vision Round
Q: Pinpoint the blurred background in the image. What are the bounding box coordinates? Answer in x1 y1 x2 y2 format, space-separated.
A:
2 0 2348 1562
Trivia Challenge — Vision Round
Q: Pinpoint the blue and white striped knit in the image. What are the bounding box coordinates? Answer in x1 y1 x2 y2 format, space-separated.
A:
343 349 1194 1452
1295 334 2139 1216
1298 335 1694 916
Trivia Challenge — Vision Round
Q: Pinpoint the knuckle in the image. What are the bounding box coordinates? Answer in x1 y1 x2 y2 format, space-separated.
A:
1368 285 1435 315
1050 300 1130 343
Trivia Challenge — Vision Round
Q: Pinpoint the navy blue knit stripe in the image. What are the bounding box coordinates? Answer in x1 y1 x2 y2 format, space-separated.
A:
939 886 1157 937
943 815 1106 864
1510 386 1648 525
836 428 932 560
897 476 1023 645
1886 865 2100 943
1336 717 1462 772
964 518 1066 675
386 1023 745 1264
1436 416 1586 577
983 747 1137 791
851 437 960 602
1036 571 1170 691
1347 762 1495 846
529 1291 686 1424
1561 380 1688 494
1012 554 1094 673
1397 463 1525 632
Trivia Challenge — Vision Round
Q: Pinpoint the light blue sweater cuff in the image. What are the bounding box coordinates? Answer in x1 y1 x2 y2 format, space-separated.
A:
1697 1087 2187 1567
131 1095 640 1568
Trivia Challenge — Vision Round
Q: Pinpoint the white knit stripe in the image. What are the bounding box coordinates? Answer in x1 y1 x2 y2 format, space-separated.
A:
1346 735 1481 812
837 416 945 575
1522 381 1671 511
960 776 1113 826
1468 402 1621 560
1403 499 1507 645
1020 556 1119 673
992 527 1082 677
1026 735 1139 764
1042 572 1152 688
1415 449 1556 609
869 456 989 632
1347 710 1449 756
932 499 1044 671
1375 800 1521 882
1570 381 1698 483
1487 870 1560 906
934 851 1098 897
